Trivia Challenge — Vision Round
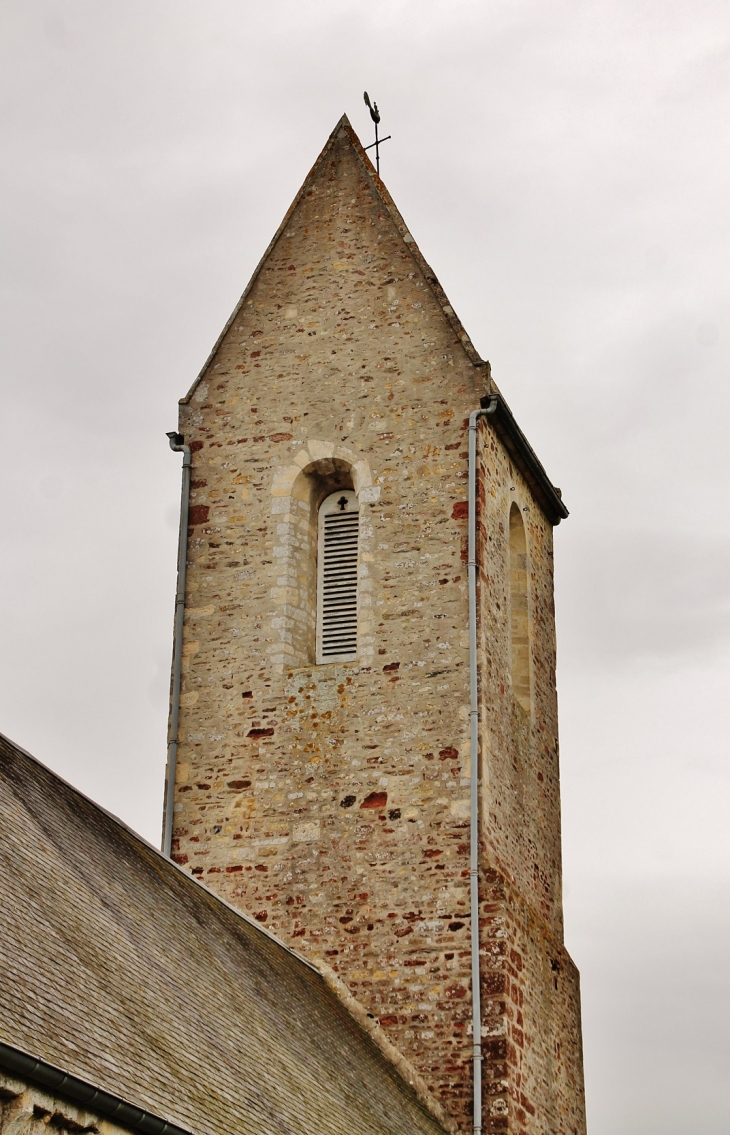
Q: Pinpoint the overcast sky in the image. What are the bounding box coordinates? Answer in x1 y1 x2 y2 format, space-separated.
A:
1 2 729 1131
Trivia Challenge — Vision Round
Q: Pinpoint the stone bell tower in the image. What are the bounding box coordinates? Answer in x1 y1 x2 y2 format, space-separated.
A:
164 116 586 1135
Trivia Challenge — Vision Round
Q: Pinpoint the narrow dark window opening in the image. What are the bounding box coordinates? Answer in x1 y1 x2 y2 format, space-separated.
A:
509 503 532 712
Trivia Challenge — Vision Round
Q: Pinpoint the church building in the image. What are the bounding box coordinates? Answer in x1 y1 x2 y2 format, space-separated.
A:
0 115 586 1135
164 115 586 1133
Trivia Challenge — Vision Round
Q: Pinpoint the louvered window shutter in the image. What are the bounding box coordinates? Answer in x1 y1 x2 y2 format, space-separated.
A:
316 490 359 664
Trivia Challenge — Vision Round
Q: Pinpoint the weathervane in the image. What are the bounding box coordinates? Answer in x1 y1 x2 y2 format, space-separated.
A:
363 92 391 176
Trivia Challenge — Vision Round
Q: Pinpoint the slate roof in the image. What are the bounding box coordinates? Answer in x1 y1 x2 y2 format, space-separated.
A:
0 732 448 1135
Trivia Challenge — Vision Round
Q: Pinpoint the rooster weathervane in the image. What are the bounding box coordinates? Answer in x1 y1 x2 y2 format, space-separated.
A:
363 92 391 175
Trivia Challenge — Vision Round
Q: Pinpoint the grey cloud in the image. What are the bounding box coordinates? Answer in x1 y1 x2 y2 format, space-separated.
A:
567 876 730 1135
1 1 729 1131
558 528 730 666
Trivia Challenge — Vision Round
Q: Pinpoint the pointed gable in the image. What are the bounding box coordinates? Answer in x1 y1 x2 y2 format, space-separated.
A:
180 114 566 524
183 115 485 407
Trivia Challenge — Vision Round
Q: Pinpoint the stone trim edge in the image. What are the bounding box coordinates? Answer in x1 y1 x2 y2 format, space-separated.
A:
317 964 459 1135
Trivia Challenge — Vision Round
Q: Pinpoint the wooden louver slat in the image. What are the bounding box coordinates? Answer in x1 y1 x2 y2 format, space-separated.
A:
317 492 359 663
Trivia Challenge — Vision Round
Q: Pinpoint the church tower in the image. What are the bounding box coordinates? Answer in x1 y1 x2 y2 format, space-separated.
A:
164 116 586 1135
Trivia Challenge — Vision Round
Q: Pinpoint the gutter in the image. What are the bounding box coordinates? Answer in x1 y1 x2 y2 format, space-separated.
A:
0 1041 192 1135
467 397 497 1135
479 393 569 525
162 432 192 858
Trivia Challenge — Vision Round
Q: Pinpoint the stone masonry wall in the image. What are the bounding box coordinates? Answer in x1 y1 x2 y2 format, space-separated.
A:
478 872 586 1135
168 121 585 1133
477 430 564 938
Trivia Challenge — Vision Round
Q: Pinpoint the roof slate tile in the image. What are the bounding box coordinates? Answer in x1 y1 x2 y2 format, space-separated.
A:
0 732 447 1135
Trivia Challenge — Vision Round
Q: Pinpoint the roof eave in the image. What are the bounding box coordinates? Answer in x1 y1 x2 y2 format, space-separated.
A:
481 394 569 524
0 1042 193 1135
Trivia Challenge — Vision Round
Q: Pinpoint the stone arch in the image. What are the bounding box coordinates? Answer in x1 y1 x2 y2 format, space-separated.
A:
268 442 379 670
270 441 379 503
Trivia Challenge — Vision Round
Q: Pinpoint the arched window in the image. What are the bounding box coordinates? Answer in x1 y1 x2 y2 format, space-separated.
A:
316 490 359 664
509 503 531 713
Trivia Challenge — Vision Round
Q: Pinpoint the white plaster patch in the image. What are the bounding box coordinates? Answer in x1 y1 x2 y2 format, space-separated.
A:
358 485 381 503
293 821 320 842
450 799 470 819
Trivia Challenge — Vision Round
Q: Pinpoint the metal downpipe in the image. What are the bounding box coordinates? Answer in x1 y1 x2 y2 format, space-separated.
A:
468 396 497 1135
162 432 191 858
